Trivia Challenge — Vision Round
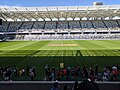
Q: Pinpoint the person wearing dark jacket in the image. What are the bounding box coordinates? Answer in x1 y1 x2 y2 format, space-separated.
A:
78 80 99 90
51 81 60 90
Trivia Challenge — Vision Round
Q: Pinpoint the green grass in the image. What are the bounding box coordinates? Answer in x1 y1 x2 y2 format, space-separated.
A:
0 40 120 80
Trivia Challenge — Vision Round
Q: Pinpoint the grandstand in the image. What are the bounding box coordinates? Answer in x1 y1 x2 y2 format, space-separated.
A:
1 2 120 90
0 5 120 41
1 4 120 82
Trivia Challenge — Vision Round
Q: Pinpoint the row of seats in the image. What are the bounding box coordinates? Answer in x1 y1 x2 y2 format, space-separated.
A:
14 34 120 40
0 20 120 32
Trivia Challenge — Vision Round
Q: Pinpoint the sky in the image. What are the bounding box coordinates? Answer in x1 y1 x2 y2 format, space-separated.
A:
0 0 120 7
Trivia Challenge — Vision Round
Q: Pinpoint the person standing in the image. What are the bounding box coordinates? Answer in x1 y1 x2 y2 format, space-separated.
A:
51 81 60 90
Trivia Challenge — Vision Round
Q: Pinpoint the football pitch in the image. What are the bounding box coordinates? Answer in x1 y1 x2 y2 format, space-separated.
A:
0 40 120 80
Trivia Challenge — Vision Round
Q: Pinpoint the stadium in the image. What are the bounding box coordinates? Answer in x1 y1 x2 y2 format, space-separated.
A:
0 1 120 90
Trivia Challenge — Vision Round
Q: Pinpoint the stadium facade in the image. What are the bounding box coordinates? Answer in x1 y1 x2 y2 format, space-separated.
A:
0 5 120 40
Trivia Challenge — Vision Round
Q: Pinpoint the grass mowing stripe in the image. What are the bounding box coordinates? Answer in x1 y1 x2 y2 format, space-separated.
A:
22 41 50 57
38 41 55 50
0 41 35 50
0 41 38 56
91 40 120 50
85 40 109 50
104 40 120 48
74 40 86 50
0 41 23 48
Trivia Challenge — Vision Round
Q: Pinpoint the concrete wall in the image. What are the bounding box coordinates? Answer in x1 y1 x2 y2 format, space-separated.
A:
0 81 120 90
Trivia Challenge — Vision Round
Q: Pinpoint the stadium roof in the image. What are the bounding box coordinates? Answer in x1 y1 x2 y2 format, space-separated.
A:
0 5 120 21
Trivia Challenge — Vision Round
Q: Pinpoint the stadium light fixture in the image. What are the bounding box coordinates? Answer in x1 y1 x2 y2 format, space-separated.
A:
45 18 51 21
105 17 110 20
113 10 117 13
7 18 14 21
112 16 120 20
31 18 36 21
67 17 73 21
81 17 87 20
74 17 80 21
35 12 38 15
52 18 58 21
59 18 65 21
38 18 44 21
16 19 22 21
60 12 64 14
24 18 29 21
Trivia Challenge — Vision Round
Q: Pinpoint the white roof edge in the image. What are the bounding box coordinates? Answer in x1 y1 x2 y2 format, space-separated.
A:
0 5 120 9
0 5 119 13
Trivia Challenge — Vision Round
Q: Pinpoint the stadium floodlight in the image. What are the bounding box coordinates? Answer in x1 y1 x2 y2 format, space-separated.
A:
31 18 36 21
60 12 64 14
45 18 51 21
35 12 38 15
112 16 120 20
105 17 110 20
24 18 29 21
7 18 14 21
67 17 73 21
52 18 58 21
113 10 117 13
38 18 44 21
16 19 22 21
81 17 87 20
59 18 65 21
74 17 80 20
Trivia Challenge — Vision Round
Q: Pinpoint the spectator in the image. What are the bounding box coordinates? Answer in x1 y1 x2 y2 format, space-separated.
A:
57 70 60 80
78 80 99 90
89 67 94 81
2 67 12 81
67 67 71 80
13 66 18 77
94 64 98 76
63 68 67 76
51 71 55 81
60 69 64 79
102 75 108 81
30 71 35 81
22 68 25 76
45 64 49 76
75 66 80 77
72 81 79 90
32 66 36 77
51 67 56 76
71 67 75 80
63 85 68 90
26 66 29 76
51 81 60 90
19 69 22 77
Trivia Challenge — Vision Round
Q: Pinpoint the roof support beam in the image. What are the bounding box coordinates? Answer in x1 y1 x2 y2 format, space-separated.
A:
0 13 7 21
15 8 29 21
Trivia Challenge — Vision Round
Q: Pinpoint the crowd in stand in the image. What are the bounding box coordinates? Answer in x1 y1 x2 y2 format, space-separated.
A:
0 64 119 81
44 64 120 81
0 66 36 81
17 34 120 41
51 80 99 90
